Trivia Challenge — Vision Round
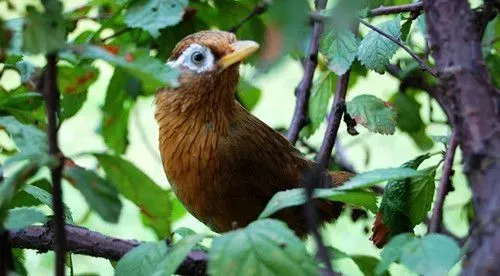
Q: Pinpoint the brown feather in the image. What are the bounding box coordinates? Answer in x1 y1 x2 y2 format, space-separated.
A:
155 31 352 236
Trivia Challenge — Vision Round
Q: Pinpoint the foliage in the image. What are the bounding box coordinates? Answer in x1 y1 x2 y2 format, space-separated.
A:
0 0 488 275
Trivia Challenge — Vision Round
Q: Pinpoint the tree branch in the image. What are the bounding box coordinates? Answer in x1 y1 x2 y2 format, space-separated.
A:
228 3 267 33
316 72 351 168
423 0 500 274
9 224 207 276
42 53 66 276
429 129 458 233
357 18 438 78
287 1 327 144
367 2 423 17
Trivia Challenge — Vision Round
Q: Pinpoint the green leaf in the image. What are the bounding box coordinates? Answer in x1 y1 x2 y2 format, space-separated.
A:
58 65 99 121
329 247 387 276
346 94 397 135
389 92 434 150
125 0 188 38
378 153 434 238
486 53 500 88
259 188 377 219
13 249 28 276
236 78 261 111
115 234 203 276
4 207 47 230
377 233 461 276
338 167 419 190
22 2 66 54
0 163 39 225
321 30 360 76
0 89 45 126
72 45 179 88
376 233 414 274
63 166 122 223
0 116 52 166
94 154 173 238
208 219 318 276
100 68 134 154
14 61 37 84
12 182 73 222
301 72 336 138
408 165 438 226
401 19 412 42
357 16 402 73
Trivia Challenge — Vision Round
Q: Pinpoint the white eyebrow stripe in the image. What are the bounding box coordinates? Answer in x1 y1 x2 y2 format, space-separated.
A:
166 43 215 74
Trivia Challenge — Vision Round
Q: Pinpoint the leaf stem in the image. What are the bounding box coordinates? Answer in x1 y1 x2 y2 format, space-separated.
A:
228 3 268 33
367 2 423 17
429 129 459 233
43 53 66 276
357 18 438 78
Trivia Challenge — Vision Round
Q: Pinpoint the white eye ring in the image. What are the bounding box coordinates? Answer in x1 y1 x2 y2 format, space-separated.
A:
167 43 214 74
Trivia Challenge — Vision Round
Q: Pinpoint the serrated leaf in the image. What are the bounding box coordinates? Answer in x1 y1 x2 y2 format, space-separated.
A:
208 219 318 276
58 65 99 121
94 154 174 238
357 16 402 73
321 30 359 75
63 166 122 223
408 165 438 225
346 94 397 135
72 45 179 88
22 3 66 54
4 207 47 230
301 72 336 138
377 233 460 276
259 188 377 219
18 183 73 222
236 78 261 111
115 234 203 276
339 167 419 191
125 0 188 38
0 163 39 225
0 116 52 167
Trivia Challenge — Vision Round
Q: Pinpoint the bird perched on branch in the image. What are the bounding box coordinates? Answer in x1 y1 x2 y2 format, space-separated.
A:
155 30 352 236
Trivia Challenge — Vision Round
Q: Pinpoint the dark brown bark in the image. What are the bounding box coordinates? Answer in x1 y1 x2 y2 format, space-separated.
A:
423 0 500 274
9 225 207 276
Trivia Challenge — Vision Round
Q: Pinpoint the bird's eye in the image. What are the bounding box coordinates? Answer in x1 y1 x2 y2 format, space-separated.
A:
190 51 205 64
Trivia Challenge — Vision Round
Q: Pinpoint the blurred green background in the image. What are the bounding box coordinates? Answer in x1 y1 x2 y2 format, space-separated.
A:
0 0 472 275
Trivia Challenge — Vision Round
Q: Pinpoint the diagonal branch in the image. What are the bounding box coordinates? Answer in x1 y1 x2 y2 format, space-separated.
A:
357 18 438 77
428 129 459 233
287 1 327 144
42 53 66 276
316 72 351 168
367 2 423 17
228 3 268 33
9 224 207 276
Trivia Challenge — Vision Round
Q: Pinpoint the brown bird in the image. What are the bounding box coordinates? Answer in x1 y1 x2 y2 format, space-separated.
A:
155 30 352 236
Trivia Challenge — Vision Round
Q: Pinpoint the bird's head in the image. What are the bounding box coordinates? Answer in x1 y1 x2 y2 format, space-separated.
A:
163 30 259 103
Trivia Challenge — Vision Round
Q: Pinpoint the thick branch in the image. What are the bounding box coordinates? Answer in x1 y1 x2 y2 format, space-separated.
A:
358 18 437 77
287 2 327 144
429 130 458 233
316 72 350 168
42 53 66 276
9 225 207 275
367 2 423 17
423 0 500 274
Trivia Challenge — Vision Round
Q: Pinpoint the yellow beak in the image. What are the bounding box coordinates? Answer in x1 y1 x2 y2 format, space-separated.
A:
217 40 260 71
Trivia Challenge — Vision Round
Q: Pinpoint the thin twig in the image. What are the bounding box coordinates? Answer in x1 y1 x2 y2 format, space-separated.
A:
367 2 423 17
357 18 438 78
43 53 66 276
429 129 459 233
100 27 132 43
228 3 268 33
316 72 351 168
286 2 327 144
9 224 207 275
